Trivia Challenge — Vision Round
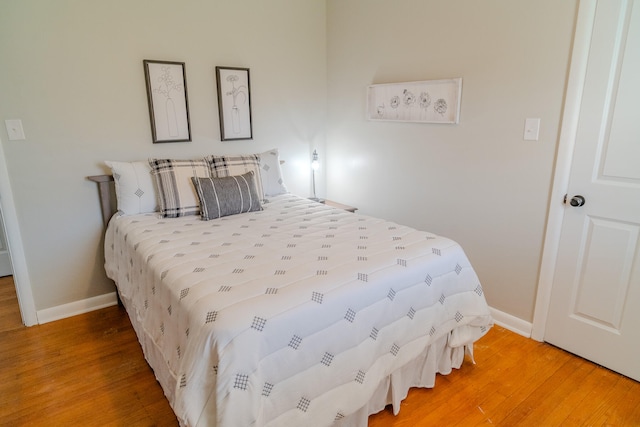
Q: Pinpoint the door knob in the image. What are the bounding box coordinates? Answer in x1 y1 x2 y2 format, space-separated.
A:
568 195 585 207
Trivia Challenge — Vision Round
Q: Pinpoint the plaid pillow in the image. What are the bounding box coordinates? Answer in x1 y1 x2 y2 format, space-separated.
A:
204 154 265 201
191 172 262 220
148 158 211 218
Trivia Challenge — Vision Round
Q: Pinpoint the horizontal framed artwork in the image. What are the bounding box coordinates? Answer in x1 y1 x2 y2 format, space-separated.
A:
143 60 191 143
216 66 253 141
367 78 462 124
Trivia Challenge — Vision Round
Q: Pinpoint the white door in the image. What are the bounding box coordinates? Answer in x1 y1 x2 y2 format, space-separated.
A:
0 208 13 277
545 0 640 382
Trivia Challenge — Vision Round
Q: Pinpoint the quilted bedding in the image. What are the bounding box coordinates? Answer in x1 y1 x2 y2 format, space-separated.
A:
105 194 492 426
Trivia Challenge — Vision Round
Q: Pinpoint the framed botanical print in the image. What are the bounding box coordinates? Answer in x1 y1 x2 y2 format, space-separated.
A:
216 66 253 141
143 60 191 143
367 78 462 124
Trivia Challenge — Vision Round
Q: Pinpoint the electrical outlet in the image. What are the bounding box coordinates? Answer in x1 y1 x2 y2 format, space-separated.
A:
524 118 540 141
5 119 26 141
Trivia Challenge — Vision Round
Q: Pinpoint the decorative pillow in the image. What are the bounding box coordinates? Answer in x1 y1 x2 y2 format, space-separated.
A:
204 154 264 202
191 172 262 220
104 160 158 215
258 149 288 197
148 158 210 218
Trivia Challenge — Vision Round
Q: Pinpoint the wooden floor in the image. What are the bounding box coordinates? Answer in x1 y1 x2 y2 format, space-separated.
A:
1 276 639 426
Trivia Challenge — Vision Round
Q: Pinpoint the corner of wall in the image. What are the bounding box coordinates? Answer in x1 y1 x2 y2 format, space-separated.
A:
489 306 533 338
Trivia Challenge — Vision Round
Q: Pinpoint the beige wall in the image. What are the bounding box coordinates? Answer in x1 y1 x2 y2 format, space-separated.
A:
325 0 578 322
0 0 327 311
1 0 580 325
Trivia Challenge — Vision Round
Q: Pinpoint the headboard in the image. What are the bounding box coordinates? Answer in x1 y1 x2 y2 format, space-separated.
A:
87 175 115 228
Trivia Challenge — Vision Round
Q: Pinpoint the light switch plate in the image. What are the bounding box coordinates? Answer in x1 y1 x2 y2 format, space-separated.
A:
5 119 26 141
524 118 540 141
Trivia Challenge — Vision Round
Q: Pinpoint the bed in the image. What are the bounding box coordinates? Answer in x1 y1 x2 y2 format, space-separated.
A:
91 150 492 426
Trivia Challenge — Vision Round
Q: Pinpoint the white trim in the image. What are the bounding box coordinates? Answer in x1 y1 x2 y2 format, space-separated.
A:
0 139 38 326
35 294 531 340
490 306 532 338
36 292 118 324
531 0 596 342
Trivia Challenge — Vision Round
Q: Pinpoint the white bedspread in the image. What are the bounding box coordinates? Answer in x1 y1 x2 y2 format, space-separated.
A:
105 194 492 426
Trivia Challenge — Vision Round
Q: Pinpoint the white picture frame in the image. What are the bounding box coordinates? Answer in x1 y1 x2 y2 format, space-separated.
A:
367 78 462 124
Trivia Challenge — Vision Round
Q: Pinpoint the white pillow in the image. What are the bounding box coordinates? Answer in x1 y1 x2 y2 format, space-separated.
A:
257 149 288 197
105 160 158 215
148 158 211 218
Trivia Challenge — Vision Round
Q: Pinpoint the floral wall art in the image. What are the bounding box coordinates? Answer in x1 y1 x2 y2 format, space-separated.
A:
216 66 253 140
367 78 462 124
143 60 191 143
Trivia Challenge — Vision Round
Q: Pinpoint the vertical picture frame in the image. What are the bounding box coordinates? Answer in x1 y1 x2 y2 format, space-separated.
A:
143 60 191 143
216 66 252 141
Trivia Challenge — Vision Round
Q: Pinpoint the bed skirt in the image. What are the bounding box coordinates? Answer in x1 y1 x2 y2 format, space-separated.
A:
118 287 472 426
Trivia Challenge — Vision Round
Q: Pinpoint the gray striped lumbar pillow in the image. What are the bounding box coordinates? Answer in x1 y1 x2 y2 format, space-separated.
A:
191 172 262 220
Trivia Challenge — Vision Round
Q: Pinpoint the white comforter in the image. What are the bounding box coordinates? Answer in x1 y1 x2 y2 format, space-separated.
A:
105 194 492 426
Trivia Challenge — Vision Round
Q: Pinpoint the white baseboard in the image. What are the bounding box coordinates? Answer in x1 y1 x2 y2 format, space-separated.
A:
35 293 532 340
37 292 118 324
489 306 532 338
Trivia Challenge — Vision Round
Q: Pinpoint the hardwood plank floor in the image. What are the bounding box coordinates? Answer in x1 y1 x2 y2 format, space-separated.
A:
0 275 23 333
1 276 638 426
0 276 177 426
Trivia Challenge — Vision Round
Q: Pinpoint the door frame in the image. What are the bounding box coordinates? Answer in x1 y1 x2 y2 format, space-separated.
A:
531 0 596 341
0 139 38 326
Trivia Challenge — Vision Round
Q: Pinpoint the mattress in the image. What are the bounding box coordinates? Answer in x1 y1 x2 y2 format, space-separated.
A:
104 193 492 426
